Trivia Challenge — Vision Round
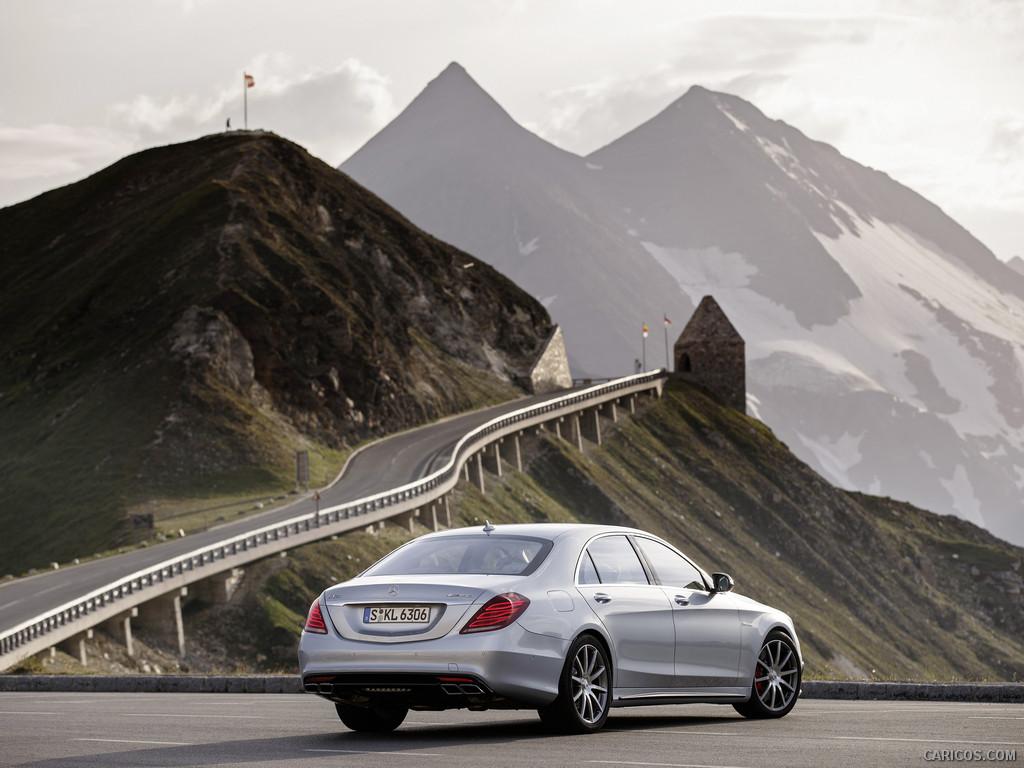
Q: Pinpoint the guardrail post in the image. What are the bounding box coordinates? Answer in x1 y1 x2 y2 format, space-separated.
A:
135 587 188 658
103 608 138 658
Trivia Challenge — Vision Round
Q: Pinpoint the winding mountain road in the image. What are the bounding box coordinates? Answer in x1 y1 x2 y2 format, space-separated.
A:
0 388 578 637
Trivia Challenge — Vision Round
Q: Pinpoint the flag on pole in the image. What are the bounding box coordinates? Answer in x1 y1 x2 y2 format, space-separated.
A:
642 324 649 338
664 315 671 326
243 72 254 130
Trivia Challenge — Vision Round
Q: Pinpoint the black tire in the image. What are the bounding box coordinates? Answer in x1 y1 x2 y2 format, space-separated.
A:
733 630 801 719
335 702 408 732
538 633 611 733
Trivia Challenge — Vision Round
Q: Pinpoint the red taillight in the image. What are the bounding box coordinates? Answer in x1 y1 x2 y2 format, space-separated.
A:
459 592 530 634
304 599 328 634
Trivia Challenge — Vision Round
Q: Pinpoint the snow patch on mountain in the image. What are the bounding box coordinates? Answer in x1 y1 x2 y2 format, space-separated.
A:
643 215 1024 541
645 244 758 292
643 241 882 392
796 430 864 489
940 465 986 527
518 237 540 256
646 216 1024 442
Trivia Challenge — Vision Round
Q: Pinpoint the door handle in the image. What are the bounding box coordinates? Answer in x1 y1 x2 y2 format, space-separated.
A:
674 594 690 606
594 592 612 604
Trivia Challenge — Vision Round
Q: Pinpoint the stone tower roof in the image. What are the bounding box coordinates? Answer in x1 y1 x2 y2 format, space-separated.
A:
677 295 743 343
673 295 746 413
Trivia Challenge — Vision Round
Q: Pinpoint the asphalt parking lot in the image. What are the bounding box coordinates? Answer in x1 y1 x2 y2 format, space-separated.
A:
0 692 1021 768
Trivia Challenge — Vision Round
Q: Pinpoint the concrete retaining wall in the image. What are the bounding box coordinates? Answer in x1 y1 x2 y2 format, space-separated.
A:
2 676 1022 701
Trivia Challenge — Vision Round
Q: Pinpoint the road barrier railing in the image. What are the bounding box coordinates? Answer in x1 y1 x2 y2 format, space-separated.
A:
0 370 666 669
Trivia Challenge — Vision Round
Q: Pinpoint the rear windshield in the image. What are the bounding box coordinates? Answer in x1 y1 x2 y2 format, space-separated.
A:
362 534 552 577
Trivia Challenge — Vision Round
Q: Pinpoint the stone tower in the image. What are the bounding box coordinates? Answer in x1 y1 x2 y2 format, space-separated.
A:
673 295 746 413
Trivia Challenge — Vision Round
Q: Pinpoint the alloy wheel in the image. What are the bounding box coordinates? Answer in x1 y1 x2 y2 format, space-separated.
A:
570 642 609 724
753 636 799 712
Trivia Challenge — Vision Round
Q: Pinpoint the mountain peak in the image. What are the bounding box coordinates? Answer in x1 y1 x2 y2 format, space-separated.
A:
435 60 471 80
342 63 527 174
407 61 514 130
681 84 713 99
425 61 482 97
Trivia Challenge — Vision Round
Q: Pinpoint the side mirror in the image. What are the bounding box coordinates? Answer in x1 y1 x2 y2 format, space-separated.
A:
711 572 734 593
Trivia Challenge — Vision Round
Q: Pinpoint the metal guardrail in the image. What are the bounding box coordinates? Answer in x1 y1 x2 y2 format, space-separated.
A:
0 370 666 668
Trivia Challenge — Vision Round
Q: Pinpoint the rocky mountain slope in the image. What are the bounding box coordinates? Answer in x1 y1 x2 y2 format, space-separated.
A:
0 132 556 574
340 63 1024 547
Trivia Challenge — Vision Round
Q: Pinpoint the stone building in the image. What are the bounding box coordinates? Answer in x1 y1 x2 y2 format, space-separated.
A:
526 326 574 394
672 295 746 413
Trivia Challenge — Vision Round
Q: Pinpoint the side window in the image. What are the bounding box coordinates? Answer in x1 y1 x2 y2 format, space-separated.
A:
584 535 650 585
633 537 707 591
578 552 601 585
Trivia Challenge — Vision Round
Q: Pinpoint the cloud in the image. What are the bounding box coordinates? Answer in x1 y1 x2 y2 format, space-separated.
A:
0 124 126 181
0 123 134 206
532 11 888 155
237 58 396 165
986 115 1024 165
109 94 205 136
537 74 681 155
106 56 394 165
0 57 394 207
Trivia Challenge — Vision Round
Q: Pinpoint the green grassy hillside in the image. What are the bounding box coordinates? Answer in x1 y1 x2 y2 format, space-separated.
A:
141 381 1023 681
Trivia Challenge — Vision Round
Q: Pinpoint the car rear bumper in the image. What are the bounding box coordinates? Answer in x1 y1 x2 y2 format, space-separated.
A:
302 671 516 710
298 624 567 710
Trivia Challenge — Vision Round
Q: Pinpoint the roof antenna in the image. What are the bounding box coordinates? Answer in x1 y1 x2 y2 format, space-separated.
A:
483 520 495 535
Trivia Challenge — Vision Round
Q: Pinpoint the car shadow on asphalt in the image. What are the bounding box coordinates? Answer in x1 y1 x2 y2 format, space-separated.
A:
605 712 750 730
15 713 754 766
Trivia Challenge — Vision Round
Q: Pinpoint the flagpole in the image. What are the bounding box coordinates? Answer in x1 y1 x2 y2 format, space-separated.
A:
642 324 648 372
243 72 248 130
663 313 670 371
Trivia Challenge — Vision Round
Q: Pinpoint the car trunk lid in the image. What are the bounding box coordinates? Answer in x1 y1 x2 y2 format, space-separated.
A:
322 575 514 642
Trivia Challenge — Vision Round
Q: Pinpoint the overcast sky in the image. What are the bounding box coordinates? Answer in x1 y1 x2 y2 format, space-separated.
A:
2 0 1021 261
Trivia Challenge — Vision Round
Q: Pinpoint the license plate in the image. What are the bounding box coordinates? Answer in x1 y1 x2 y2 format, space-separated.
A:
362 605 431 624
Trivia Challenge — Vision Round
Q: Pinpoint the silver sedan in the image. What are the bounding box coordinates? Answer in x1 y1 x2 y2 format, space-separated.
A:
298 522 802 733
